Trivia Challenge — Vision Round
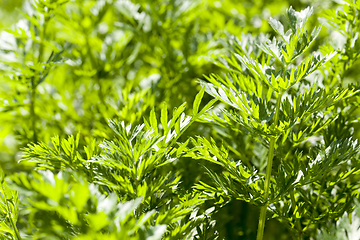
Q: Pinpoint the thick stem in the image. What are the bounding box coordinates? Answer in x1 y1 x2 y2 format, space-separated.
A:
256 137 276 240
256 92 282 240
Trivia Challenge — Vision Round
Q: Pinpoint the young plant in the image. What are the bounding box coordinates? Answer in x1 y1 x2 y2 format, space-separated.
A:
191 6 360 240
17 90 216 239
0 0 66 144
1 1 360 239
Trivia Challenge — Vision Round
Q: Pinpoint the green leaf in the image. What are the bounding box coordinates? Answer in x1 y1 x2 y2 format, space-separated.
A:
193 86 205 116
150 108 158 135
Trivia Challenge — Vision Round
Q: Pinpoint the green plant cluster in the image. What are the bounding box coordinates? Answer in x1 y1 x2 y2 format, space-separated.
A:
0 0 360 239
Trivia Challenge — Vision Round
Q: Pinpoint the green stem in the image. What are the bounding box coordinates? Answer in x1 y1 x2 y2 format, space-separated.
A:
30 78 37 142
30 20 48 143
256 92 282 240
37 21 47 63
290 191 303 240
306 183 323 230
0 184 22 240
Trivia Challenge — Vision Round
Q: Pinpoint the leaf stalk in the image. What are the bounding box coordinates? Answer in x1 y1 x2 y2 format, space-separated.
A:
0 183 22 240
256 91 283 240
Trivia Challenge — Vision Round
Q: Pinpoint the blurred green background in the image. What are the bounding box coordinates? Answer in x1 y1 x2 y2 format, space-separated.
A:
0 0 24 29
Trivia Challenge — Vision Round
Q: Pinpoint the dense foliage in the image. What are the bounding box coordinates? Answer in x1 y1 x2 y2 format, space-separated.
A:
1 0 360 239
